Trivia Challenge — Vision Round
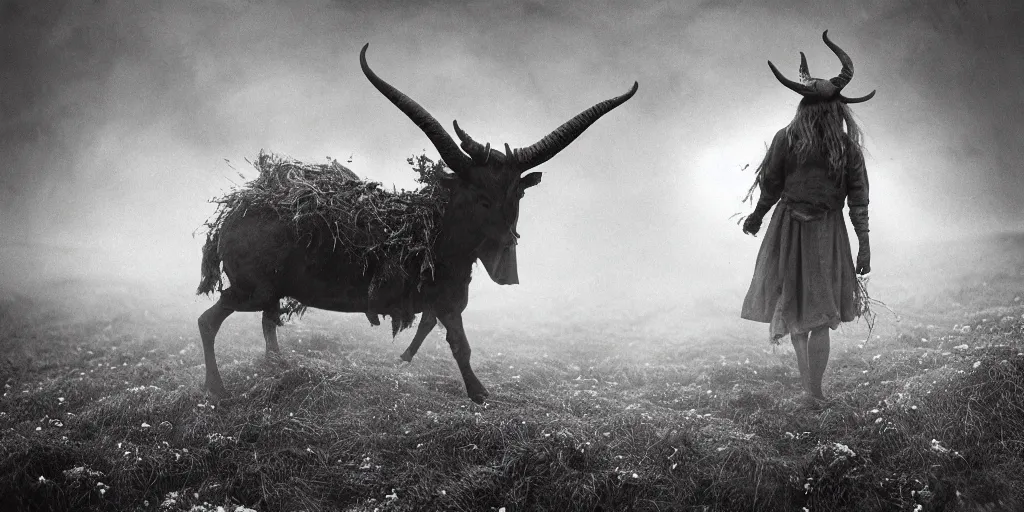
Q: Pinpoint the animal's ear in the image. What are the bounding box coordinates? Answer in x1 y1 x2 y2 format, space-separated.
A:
521 172 542 189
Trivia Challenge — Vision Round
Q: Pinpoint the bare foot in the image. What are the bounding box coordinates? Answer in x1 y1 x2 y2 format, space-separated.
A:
801 394 831 411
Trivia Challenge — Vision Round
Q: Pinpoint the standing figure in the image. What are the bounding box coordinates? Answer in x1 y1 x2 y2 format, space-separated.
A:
741 31 875 405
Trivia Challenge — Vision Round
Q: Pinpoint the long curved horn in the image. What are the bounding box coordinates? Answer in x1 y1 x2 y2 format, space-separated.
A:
798 52 811 83
453 120 504 165
839 90 876 104
822 30 853 90
768 61 813 96
514 81 639 171
360 44 472 174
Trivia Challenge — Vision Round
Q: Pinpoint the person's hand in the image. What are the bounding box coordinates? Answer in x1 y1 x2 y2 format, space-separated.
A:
856 239 871 275
742 215 762 236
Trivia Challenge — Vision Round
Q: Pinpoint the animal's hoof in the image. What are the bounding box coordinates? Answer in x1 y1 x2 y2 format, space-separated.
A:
468 387 490 404
264 353 289 369
400 351 413 363
205 382 230 400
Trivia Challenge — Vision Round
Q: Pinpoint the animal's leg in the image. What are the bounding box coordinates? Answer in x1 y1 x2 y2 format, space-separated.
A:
262 310 281 354
790 332 810 396
198 299 234 398
437 312 488 403
401 311 437 362
807 327 831 400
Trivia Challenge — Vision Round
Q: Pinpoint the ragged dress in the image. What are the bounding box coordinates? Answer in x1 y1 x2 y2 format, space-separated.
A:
741 128 869 342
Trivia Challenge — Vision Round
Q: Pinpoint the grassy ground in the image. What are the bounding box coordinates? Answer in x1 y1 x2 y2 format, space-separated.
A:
1 235 1023 511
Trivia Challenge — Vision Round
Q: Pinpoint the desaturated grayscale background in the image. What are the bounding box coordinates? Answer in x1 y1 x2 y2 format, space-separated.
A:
2 0 1022 328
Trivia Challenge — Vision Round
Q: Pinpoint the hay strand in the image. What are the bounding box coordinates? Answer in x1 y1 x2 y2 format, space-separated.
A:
855 273 901 343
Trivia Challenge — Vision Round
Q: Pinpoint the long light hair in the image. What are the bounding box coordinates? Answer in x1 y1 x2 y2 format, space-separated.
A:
785 98 863 183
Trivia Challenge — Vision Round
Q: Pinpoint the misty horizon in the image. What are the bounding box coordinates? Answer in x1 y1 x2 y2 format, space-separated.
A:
2 0 1023 324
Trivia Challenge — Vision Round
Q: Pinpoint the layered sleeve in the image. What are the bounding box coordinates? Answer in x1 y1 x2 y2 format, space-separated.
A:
751 129 788 218
846 146 869 235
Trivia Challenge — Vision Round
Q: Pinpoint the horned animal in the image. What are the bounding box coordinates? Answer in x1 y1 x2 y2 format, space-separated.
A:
196 44 637 403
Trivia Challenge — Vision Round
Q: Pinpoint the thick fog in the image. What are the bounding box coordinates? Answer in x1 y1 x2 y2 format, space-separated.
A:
2 0 1022 326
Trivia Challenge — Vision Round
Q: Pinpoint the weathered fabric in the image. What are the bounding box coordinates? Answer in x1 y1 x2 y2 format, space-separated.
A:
741 128 869 341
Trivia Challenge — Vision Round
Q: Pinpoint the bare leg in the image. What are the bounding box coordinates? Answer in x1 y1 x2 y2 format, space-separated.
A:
807 327 831 400
199 300 233 398
437 312 488 403
791 332 810 396
261 310 281 354
401 311 437 362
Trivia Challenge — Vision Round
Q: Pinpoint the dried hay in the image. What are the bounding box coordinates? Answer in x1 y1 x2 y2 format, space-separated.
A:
855 273 900 343
197 151 450 325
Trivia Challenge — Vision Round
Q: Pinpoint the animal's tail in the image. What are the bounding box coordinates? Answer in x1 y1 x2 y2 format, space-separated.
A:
196 230 223 296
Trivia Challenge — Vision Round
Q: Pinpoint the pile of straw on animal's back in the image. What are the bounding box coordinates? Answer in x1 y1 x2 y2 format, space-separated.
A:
197 151 450 323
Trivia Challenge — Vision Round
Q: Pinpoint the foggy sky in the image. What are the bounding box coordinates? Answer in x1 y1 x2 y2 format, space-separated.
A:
2 0 1023 317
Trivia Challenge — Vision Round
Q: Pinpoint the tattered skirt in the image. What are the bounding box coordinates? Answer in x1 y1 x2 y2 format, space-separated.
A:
741 202 859 342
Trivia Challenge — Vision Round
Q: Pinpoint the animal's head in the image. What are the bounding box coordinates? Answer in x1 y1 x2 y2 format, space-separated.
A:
768 30 876 104
360 43 637 285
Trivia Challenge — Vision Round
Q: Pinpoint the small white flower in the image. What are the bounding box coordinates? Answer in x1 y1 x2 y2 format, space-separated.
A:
141 422 150 428
973 361 982 369
832 443 856 457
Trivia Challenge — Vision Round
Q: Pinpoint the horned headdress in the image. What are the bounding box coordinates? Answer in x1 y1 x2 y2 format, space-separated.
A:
768 31 876 104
